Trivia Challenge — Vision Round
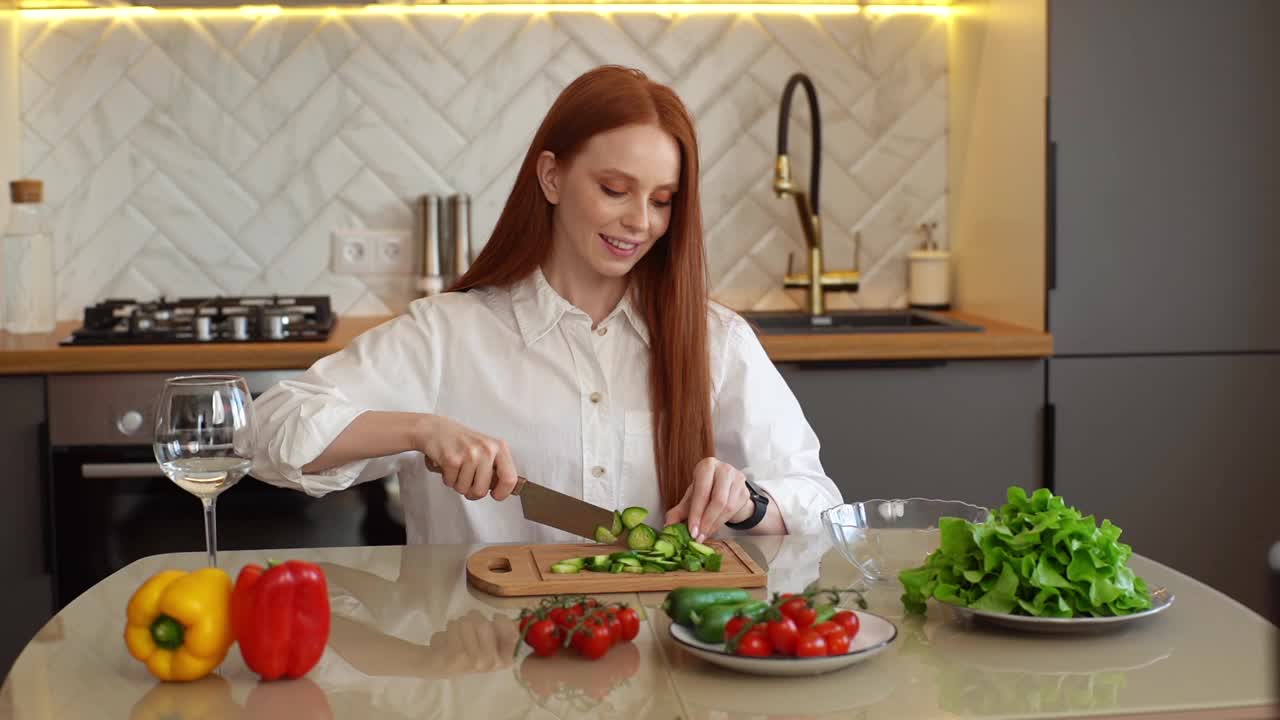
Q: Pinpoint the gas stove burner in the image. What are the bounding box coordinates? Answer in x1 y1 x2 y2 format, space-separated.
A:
60 295 335 345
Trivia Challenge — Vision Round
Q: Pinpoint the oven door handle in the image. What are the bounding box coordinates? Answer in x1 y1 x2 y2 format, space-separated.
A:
80 462 167 479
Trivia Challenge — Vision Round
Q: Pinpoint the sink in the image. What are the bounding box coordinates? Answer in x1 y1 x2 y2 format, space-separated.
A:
741 310 981 335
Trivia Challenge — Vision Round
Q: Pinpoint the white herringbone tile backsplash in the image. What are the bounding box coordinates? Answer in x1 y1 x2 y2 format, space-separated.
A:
17 11 948 319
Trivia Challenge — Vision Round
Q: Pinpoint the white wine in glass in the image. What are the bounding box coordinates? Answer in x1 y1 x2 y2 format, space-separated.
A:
153 375 255 567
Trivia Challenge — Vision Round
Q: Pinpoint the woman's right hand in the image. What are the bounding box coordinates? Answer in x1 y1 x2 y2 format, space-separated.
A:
415 415 520 501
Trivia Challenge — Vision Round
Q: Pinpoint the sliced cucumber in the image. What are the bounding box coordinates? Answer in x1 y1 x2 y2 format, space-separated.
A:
589 554 611 571
681 556 703 572
621 565 645 574
641 563 666 573
550 562 581 574
558 557 585 570
608 551 638 562
627 523 657 551
615 556 641 568
609 562 626 573
610 510 624 537
594 525 618 544
664 522 693 545
653 539 676 558
705 553 723 572
688 541 716 558
621 506 649 530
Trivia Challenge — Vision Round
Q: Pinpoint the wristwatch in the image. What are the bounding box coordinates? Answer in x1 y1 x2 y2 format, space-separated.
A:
725 479 770 530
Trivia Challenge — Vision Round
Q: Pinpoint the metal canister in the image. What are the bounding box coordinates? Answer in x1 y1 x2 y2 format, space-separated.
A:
448 193 471 279
418 194 444 295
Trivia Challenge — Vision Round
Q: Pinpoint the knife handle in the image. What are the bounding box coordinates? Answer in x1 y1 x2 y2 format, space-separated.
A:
425 457 528 497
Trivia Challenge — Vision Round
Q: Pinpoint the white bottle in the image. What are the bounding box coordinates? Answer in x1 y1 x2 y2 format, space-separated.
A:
3 179 56 334
907 221 952 310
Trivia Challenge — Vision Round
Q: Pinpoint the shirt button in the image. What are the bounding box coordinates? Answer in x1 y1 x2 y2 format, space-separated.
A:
591 466 606 478
589 391 602 404
596 326 608 336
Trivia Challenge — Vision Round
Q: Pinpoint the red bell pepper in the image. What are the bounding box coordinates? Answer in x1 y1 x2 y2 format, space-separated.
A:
231 560 330 681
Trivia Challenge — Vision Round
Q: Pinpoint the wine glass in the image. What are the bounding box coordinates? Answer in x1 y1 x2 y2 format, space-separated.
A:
153 375 255 567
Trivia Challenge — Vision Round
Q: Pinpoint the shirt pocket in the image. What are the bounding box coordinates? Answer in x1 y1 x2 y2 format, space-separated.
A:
623 410 657 487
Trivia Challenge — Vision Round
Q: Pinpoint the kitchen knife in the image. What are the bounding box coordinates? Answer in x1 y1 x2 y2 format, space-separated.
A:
425 458 620 543
512 476 622 544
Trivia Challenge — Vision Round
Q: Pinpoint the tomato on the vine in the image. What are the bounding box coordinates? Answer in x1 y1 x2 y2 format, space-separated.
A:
615 607 640 642
570 621 613 660
794 630 827 657
832 610 861 639
524 619 561 657
767 616 799 656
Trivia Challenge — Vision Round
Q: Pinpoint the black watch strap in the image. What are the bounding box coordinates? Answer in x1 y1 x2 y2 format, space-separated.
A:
725 479 769 530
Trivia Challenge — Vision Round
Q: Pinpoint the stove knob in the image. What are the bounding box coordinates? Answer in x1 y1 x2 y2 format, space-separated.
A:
117 410 145 436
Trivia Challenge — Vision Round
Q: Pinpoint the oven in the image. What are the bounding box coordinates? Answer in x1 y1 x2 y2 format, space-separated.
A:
46 371 402 609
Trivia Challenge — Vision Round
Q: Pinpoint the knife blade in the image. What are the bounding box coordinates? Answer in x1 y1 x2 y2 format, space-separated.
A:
424 457 621 543
513 476 621 544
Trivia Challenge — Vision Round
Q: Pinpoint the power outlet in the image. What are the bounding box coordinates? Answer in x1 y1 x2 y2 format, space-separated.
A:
331 230 415 275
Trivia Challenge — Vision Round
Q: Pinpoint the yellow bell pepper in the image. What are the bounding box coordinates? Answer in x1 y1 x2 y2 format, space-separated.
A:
124 568 234 682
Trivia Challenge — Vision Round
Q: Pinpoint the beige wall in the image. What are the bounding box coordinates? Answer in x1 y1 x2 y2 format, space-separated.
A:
949 0 1047 331
0 4 17 230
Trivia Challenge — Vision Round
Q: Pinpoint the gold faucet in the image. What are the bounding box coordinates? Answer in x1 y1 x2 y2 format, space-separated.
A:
773 73 859 317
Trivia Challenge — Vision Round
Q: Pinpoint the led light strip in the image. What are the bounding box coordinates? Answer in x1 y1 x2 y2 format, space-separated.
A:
13 2 953 19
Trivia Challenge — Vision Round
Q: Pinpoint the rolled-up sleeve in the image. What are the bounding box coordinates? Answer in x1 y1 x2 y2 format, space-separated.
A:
251 301 442 497
712 315 844 535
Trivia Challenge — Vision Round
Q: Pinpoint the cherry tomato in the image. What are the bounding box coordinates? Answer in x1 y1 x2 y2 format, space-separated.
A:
795 630 827 657
518 614 536 634
811 621 839 636
735 632 771 657
553 608 579 633
766 616 799 656
615 607 641 642
822 627 851 655
570 622 613 660
833 610 861 639
601 611 623 646
525 619 561 657
781 598 817 629
724 616 753 641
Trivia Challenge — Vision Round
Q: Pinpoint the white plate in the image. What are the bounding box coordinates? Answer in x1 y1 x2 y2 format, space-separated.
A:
668 610 898 676
940 586 1175 634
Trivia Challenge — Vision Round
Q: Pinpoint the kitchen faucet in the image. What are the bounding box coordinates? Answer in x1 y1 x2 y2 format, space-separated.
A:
773 73 859 317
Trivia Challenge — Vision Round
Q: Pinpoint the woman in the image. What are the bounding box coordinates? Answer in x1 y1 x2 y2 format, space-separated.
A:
251 65 842 545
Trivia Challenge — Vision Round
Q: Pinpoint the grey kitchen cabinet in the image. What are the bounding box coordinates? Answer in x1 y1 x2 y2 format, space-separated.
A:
1047 0 1280 617
1049 355 1280 618
0 376 53 680
778 360 1045 511
1048 0 1280 354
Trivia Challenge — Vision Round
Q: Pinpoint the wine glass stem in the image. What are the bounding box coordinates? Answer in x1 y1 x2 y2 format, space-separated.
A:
202 497 218 568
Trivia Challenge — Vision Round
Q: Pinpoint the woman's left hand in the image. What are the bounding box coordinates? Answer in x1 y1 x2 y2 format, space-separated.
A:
663 457 752 542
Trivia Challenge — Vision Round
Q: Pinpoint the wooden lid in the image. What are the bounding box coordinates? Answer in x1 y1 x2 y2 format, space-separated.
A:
10 179 43 203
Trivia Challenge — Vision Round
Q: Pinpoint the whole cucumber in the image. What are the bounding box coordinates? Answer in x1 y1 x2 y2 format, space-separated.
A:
690 600 770 643
661 587 751 627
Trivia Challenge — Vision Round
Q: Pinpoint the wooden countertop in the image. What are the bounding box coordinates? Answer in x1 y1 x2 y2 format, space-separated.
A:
0 311 1052 375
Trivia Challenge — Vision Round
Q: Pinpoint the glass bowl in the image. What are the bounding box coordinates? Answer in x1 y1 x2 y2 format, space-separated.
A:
821 499 991 583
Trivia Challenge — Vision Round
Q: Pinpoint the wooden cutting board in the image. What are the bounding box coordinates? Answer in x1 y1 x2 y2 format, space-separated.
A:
466 539 768 597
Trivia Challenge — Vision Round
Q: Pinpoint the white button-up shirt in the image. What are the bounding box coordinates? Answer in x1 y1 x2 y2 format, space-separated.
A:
250 269 842 544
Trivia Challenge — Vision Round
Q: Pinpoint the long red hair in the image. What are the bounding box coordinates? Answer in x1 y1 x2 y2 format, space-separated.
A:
450 65 713 511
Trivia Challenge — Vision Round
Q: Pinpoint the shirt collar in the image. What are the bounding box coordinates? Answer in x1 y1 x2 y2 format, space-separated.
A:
617 293 651 347
510 268 651 348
